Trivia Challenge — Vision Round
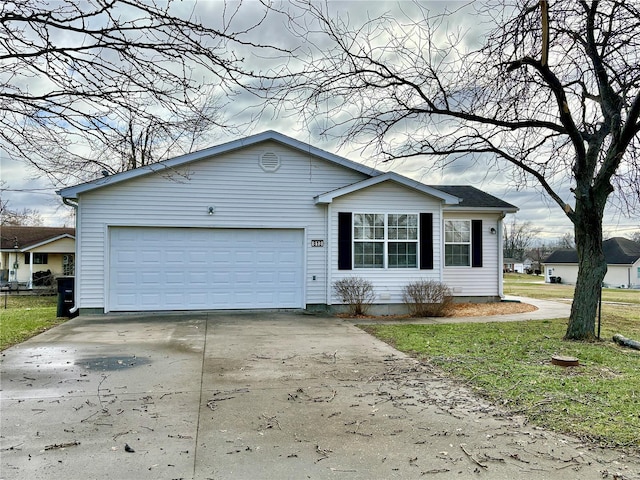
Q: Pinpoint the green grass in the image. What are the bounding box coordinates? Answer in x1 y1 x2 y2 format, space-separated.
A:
0 294 64 351
503 273 640 304
361 274 640 451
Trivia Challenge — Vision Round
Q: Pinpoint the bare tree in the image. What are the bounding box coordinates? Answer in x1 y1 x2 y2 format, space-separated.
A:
503 218 542 262
1 0 276 184
263 0 640 340
39 96 227 184
557 232 576 249
526 243 554 275
0 193 43 226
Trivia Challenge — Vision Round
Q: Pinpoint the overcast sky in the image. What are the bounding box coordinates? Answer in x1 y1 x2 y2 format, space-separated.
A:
1 0 638 241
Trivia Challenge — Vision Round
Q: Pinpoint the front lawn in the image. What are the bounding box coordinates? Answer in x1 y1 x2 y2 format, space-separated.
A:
0 294 63 351
361 274 640 451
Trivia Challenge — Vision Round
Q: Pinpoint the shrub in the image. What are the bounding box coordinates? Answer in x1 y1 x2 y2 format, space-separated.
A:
332 277 376 316
402 280 452 317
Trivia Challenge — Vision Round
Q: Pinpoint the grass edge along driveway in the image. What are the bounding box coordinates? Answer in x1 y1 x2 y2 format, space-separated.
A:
362 274 640 452
0 295 63 351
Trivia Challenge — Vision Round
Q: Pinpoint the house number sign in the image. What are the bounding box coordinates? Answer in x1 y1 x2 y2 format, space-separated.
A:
311 240 324 247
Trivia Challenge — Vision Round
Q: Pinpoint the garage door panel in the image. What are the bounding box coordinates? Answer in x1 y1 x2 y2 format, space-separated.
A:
109 227 304 311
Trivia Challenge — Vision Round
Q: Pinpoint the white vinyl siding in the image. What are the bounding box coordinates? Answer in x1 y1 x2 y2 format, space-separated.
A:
330 182 442 304
442 212 500 297
74 141 367 311
545 261 640 288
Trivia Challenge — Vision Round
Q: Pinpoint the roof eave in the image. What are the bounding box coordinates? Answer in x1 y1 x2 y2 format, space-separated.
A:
18 234 76 251
315 172 461 205
443 206 519 213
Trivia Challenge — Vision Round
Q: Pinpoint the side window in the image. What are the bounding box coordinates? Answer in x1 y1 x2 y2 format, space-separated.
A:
387 214 418 268
63 254 75 276
353 214 385 268
24 253 49 265
444 220 471 266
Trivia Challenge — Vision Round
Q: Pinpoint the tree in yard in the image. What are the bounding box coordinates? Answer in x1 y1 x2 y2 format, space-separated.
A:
503 217 542 262
1 0 276 184
262 0 640 340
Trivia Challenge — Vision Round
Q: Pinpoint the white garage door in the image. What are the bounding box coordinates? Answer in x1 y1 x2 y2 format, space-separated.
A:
109 227 304 311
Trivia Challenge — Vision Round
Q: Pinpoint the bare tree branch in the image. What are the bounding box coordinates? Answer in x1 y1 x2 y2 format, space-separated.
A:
259 0 639 340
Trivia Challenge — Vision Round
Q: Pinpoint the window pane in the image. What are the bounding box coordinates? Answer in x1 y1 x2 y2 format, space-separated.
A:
354 214 385 240
388 242 417 268
445 244 470 266
389 214 418 241
445 220 470 243
354 242 384 268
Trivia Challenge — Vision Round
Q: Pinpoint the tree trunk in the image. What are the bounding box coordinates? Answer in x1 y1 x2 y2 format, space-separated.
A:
565 205 608 341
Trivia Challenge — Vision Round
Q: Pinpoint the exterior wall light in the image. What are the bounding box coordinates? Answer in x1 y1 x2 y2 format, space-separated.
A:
208 206 215 215
490 227 497 234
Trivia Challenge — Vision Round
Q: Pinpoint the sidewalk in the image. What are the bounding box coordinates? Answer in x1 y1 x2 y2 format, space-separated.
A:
344 295 572 325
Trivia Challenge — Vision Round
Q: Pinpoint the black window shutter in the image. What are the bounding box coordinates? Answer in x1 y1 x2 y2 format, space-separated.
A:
338 212 352 270
472 219 483 267
419 213 434 269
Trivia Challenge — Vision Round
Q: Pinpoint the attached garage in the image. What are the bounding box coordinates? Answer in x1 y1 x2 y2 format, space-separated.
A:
108 227 304 312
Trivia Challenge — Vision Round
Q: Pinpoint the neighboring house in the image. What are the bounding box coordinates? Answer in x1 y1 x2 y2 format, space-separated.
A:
504 257 534 274
544 237 640 288
57 130 518 315
0 226 75 288
503 258 517 273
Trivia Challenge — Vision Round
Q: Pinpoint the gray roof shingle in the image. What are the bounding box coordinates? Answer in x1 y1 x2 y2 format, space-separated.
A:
429 185 518 210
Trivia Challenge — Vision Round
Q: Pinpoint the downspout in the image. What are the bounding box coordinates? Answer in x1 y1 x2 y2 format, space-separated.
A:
63 197 79 315
498 212 507 299
326 203 332 310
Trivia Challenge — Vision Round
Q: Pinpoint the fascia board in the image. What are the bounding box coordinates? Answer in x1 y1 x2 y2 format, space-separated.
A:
315 172 460 204
443 206 519 214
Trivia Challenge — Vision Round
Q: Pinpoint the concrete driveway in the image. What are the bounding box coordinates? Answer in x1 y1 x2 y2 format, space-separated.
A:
1 311 638 480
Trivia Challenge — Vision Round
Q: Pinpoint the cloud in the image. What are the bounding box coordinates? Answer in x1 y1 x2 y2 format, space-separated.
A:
2 0 637 240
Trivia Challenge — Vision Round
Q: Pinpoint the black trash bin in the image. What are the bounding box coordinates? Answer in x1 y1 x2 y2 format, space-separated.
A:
57 276 75 318
550 276 557 283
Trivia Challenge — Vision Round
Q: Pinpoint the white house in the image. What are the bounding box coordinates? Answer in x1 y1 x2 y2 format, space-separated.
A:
544 237 640 288
57 131 518 315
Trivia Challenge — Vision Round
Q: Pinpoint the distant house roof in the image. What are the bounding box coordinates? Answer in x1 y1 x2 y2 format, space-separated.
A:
0 226 75 251
544 237 640 265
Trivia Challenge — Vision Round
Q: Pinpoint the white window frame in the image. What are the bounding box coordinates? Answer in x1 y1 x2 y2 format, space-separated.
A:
444 219 471 267
353 213 419 269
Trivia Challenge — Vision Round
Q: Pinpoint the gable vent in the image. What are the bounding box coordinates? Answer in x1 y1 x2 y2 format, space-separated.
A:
259 152 281 172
